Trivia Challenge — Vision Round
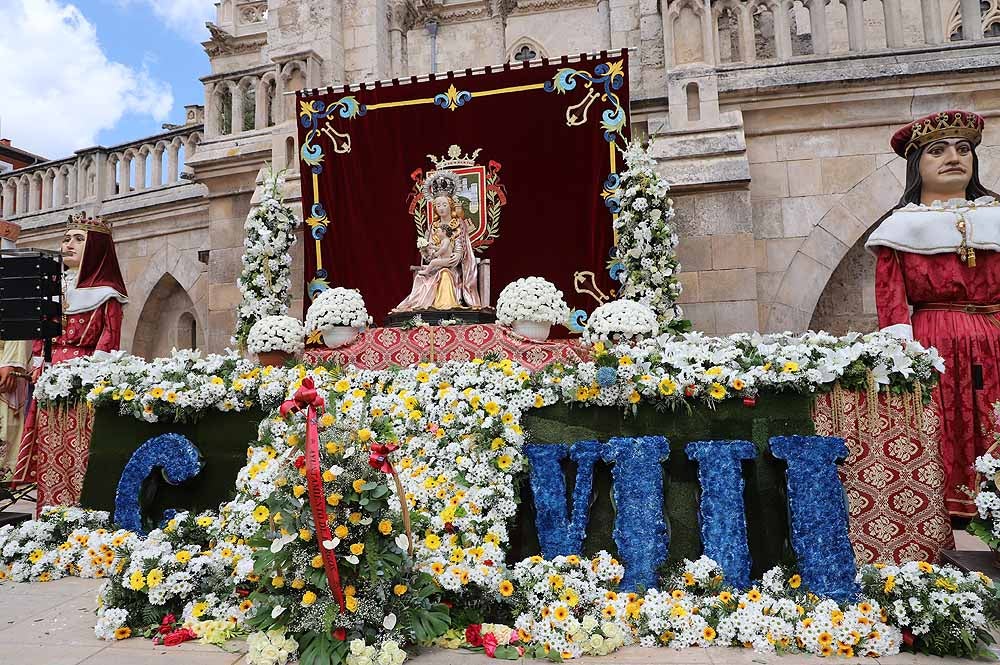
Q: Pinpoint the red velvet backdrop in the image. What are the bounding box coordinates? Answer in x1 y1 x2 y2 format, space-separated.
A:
297 51 630 326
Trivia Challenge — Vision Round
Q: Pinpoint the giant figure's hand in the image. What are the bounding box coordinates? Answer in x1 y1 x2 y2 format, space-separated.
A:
0 366 13 394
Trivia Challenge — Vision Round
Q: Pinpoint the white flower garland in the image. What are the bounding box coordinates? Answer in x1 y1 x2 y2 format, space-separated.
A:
234 166 301 349
496 277 571 326
584 299 658 345
305 287 373 331
247 315 306 355
614 141 684 329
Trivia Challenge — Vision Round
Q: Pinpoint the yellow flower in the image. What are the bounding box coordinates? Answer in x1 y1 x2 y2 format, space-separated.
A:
291 578 305 589
917 561 934 573
658 377 677 396
192 601 208 618
149 387 165 399
425 534 442 550
334 379 350 392
165 391 178 403
708 382 727 400
378 520 393 535
350 543 365 556
357 428 372 442
747 588 762 602
619 356 633 366
484 401 501 416
128 571 146 590
319 413 335 427
593 342 606 354
346 596 358 612
553 606 569 622
782 361 799 373
299 529 312 542
301 591 317 606
499 580 514 597
731 378 746 391
705 366 723 376
415 371 430 383
884 575 896 593
352 479 367 493
703 626 716 641
146 568 163 589
393 584 408 596
114 627 132 640
293 485 306 498
788 574 801 589
122 389 136 401
549 574 564 590
534 395 545 408
326 493 342 507
175 551 191 564
311 555 324 569
335 525 349 539
196 516 214 528
629 390 641 404
271 576 285 588
252 506 270 523
28 549 44 564
497 455 513 471
348 512 362 524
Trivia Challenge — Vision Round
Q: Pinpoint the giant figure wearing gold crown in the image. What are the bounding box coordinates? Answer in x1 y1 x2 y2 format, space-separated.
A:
867 110 1000 515
0 220 31 482
12 213 128 508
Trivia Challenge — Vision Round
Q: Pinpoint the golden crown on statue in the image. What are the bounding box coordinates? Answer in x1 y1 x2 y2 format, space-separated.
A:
66 211 113 236
426 144 482 171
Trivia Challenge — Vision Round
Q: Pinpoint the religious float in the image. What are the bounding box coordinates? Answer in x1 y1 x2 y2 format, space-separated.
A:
2 52 1000 665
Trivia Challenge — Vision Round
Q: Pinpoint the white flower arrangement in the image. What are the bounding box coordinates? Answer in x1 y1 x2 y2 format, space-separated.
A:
246 629 299 665
613 141 685 330
496 277 571 326
247 315 306 355
584 299 659 345
305 287 373 332
234 166 301 349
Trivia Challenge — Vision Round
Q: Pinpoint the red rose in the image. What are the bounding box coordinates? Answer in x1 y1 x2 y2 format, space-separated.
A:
902 629 915 647
158 613 176 634
294 455 306 468
465 624 483 647
483 632 499 657
333 628 347 641
163 628 197 646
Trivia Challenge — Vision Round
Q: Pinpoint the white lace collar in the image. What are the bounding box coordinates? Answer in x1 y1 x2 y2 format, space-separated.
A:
865 197 1000 255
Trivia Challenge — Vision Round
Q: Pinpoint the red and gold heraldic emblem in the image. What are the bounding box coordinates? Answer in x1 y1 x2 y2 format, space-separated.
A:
407 144 507 253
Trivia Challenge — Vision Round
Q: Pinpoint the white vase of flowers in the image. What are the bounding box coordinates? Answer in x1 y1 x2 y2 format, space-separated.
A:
583 299 659 346
247 315 306 366
306 287 373 349
496 277 570 342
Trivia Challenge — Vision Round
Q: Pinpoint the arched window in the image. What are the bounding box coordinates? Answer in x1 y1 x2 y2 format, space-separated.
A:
285 136 296 169
512 44 537 62
717 7 741 62
178 312 197 350
686 82 701 123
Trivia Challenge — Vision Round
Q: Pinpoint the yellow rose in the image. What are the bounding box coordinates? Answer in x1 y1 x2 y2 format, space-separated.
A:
350 543 365 556
291 578 305 589
301 591 317 606
335 525 349 539
311 555 324 569
352 479 366 493
378 520 393 535
271 576 285 588
346 595 358 612
393 584 408 596
293 485 306 498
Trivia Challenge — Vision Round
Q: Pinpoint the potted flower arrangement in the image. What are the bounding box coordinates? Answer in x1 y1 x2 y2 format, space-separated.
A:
247 315 305 367
305 287 373 349
495 277 571 341
583 299 658 346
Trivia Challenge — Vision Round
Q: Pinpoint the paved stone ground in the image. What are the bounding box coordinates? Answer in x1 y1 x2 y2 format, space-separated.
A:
0 504 989 665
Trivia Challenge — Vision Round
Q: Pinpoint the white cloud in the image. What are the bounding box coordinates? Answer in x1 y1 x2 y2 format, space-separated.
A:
0 0 174 158
128 0 217 43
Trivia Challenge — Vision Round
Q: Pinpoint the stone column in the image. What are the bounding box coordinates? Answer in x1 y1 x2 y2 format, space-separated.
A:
597 0 612 48
920 0 944 43
167 144 180 184
28 174 40 212
2 182 14 217
52 171 63 208
774 1 794 59
960 0 983 40
135 151 147 191
739 5 756 63
882 0 904 47
151 147 163 188
841 0 866 51
388 0 416 77
806 0 829 54
41 171 53 210
231 83 244 135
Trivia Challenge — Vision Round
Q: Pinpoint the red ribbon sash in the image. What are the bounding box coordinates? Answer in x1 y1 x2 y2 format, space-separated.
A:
281 378 346 612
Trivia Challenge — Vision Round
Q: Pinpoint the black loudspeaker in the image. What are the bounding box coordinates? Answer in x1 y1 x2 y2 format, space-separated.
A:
0 249 62 341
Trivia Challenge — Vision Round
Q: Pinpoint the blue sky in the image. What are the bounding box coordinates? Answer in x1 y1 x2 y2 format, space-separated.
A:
88 0 211 148
0 0 215 159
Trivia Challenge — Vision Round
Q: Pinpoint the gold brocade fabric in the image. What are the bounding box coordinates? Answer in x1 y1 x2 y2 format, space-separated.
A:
35 404 94 512
813 389 954 564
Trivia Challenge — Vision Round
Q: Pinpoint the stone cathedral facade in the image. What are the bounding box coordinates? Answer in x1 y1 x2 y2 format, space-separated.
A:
2 0 1000 356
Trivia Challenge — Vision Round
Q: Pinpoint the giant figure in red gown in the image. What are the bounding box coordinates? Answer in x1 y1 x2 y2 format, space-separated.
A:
867 110 1000 515
12 212 128 496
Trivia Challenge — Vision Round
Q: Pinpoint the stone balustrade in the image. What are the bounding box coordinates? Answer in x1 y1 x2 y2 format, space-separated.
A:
663 0 1000 68
203 57 315 138
0 124 203 221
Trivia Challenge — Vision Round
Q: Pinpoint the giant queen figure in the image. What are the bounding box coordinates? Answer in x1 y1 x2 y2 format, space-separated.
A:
867 110 1000 515
13 212 128 508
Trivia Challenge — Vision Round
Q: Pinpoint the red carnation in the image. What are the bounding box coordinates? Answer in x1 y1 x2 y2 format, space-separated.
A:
294 455 306 469
333 627 347 641
483 559 493 567
163 628 197 646
482 632 499 657
465 624 483 647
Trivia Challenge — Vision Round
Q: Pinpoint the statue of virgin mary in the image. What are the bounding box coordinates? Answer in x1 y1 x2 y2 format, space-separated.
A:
393 171 481 312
